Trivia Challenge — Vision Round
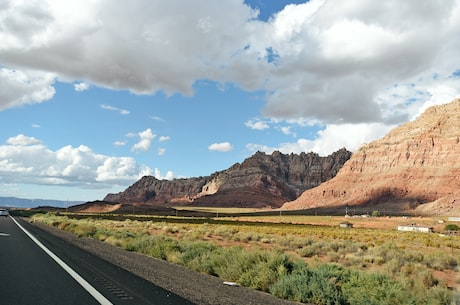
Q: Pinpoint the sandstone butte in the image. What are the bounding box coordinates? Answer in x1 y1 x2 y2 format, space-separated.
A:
282 98 460 216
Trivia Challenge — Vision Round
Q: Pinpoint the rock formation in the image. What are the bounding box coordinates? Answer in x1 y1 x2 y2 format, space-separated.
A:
104 148 351 208
282 99 460 215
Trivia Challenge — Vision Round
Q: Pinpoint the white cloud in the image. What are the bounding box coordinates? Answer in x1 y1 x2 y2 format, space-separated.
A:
260 0 460 125
6 134 42 146
0 0 259 97
150 116 165 122
100 104 130 115
113 141 127 147
74 82 89 92
0 68 56 111
1 0 460 155
154 168 175 180
245 119 270 130
208 142 233 152
157 148 166 156
159 136 170 142
131 128 156 152
247 122 394 156
125 132 137 138
280 126 296 137
2 0 459 124
0 134 152 187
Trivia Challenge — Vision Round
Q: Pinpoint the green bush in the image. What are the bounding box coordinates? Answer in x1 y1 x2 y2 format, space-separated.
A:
238 250 292 292
445 224 460 231
180 242 218 275
129 235 181 260
271 262 346 305
342 271 414 305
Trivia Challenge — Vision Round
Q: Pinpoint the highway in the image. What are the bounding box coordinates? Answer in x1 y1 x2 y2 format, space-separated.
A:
0 215 195 305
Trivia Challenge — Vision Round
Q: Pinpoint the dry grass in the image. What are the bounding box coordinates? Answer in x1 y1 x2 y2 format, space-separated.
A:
31 212 460 304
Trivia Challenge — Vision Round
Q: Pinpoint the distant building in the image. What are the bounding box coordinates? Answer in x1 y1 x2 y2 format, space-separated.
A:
397 225 433 233
448 217 460 222
339 222 353 229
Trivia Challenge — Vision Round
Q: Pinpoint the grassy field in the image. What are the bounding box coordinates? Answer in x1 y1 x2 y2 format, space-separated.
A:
30 211 460 304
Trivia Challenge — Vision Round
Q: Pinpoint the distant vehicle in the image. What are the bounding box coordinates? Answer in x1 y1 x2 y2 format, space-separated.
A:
0 208 9 217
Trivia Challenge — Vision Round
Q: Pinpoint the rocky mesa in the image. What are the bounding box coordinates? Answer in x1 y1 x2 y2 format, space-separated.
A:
282 99 460 215
104 148 351 208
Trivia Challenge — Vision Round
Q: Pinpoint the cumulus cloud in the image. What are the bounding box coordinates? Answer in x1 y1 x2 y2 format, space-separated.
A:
280 126 296 137
260 0 460 124
159 136 170 142
0 0 259 98
0 68 56 111
157 148 166 156
2 0 460 122
131 128 156 152
153 168 175 180
113 141 127 147
74 82 89 92
245 119 270 130
208 142 233 152
1 0 460 155
247 122 394 156
7 134 42 146
0 134 152 187
100 104 130 115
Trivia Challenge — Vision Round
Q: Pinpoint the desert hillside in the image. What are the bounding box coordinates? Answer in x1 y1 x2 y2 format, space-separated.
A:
104 149 351 208
283 99 460 215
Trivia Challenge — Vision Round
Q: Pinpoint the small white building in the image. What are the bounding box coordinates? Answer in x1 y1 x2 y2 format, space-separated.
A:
339 222 353 229
397 225 433 233
448 217 460 222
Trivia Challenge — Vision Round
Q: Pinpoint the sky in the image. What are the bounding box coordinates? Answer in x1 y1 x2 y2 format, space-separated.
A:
1 0 460 201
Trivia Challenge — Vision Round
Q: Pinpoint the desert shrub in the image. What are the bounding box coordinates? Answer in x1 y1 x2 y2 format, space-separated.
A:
422 286 457 305
180 242 218 274
208 246 259 281
425 252 458 270
213 226 238 239
233 231 255 243
72 224 97 238
445 224 460 231
104 235 122 247
129 235 181 260
238 250 293 292
58 221 75 231
297 244 318 257
270 262 346 305
341 271 415 305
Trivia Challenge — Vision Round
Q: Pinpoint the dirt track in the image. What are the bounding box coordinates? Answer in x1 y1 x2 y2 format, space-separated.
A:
30 221 299 305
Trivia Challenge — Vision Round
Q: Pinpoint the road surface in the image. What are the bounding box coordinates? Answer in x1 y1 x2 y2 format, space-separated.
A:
0 215 195 305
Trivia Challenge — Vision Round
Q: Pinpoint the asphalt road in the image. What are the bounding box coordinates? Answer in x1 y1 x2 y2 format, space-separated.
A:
0 215 195 305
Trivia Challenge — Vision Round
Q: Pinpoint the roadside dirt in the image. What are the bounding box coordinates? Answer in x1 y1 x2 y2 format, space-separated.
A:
29 221 300 305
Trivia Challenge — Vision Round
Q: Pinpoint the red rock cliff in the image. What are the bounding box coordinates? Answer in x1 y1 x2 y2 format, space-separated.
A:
282 99 460 215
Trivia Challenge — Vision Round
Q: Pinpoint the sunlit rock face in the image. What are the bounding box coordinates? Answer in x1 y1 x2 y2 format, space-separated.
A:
283 99 460 216
104 148 351 208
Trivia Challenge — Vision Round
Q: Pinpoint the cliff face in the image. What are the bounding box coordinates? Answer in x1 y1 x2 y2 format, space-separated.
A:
283 99 460 215
104 148 351 208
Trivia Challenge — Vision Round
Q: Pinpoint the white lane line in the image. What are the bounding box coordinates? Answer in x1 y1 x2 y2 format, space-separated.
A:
11 216 113 305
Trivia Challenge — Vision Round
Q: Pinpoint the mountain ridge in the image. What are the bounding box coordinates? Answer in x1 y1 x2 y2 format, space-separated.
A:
0 196 83 208
104 148 352 208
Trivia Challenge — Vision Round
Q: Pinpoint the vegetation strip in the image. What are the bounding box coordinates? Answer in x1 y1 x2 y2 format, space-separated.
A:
30 213 459 305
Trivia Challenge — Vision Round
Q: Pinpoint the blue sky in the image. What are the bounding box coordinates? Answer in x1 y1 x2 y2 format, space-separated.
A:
1 0 460 201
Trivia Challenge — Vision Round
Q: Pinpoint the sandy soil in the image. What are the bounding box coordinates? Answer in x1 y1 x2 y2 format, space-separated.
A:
30 221 299 305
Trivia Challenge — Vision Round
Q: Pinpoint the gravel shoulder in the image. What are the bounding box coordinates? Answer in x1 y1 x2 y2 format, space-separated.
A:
29 220 300 305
